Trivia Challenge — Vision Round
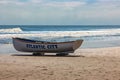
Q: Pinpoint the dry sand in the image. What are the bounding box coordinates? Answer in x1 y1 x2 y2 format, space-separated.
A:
0 47 120 80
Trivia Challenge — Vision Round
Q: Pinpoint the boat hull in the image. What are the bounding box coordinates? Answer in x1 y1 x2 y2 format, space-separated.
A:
12 38 83 53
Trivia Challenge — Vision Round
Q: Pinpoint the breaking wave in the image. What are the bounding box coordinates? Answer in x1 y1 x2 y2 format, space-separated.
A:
0 28 120 44
0 27 22 34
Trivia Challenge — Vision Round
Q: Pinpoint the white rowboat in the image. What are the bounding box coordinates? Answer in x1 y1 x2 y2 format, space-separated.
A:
12 38 83 55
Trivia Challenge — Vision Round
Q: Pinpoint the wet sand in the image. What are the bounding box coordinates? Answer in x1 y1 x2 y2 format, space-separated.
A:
0 47 120 80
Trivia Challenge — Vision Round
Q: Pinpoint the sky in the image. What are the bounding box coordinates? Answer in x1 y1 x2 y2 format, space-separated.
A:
0 0 120 25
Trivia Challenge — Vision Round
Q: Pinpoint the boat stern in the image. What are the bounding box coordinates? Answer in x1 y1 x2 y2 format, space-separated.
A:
73 40 83 50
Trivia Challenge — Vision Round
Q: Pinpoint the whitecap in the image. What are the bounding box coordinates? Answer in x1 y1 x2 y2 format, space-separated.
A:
0 27 22 34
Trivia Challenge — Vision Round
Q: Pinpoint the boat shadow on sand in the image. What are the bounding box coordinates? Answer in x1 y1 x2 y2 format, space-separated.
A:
11 53 85 57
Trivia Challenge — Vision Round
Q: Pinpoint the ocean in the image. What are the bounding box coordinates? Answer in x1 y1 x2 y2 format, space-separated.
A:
0 25 120 48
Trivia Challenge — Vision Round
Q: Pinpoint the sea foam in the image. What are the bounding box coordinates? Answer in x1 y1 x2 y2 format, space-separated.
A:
0 27 22 33
0 28 120 44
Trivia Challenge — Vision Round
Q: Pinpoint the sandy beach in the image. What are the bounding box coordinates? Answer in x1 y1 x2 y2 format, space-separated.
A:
0 47 120 80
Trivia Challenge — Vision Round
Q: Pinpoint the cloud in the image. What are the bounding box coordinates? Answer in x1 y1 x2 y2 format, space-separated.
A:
0 0 27 5
0 0 120 25
44 1 86 8
95 0 120 6
0 0 14 4
29 0 42 3
0 0 87 11
98 0 120 2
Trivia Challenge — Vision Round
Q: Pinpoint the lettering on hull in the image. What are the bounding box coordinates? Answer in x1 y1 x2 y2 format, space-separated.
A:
26 44 58 49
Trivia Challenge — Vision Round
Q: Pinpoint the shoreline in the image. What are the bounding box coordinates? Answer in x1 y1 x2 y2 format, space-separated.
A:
1 38 120 54
0 39 120 80
0 47 120 80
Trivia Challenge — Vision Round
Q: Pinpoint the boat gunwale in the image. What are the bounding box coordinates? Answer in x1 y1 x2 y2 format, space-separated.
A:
13 37 82 44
